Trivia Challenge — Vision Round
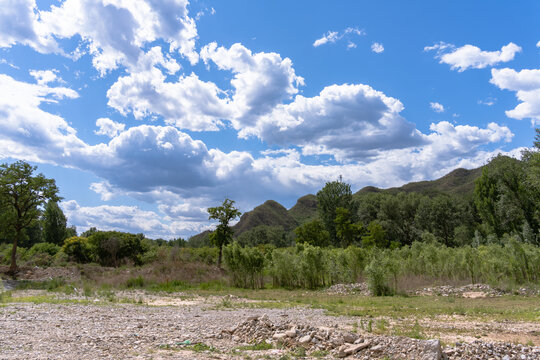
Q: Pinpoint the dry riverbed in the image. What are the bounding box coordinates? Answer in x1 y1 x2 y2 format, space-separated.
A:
0 287 539 359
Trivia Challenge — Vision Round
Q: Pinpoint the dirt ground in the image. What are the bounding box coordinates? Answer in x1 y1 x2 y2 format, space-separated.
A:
1 289 539 359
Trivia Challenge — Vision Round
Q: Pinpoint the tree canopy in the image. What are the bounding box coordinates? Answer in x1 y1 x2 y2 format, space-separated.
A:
0 161 60 274
208 198 241 267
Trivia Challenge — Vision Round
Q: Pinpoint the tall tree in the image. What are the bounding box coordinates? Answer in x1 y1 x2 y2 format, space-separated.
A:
0 161 60 274
316 178 357 245
42 200 67 245
208 198 241 268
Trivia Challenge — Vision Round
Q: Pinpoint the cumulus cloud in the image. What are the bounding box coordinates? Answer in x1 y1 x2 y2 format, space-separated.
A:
29 69 63 85
313 27 364 47
537 41 540 48
62 200 210 239
430 102 445 113
94 118 125 138
490 68 540 124
107 68 231 131
1 0 198 75
371 42 384 53
0 0 59 53
425 42 521 71
200 42 304 128
237 83 426 162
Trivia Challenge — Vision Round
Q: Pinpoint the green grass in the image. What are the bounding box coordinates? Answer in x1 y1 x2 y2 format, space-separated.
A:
237 341 273 351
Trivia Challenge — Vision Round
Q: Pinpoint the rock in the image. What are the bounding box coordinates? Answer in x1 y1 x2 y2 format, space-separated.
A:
285 328 297 337
272 333 287 340
370 344 383 352
345 341 370 355
337 344 349 358
343 332 358 344
298 335 311 344
421 339 442 360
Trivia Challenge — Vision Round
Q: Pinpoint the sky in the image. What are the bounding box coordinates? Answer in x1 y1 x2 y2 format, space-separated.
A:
0 0 538 239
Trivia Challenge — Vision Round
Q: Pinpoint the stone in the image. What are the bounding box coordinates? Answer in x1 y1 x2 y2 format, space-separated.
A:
343 332 358 344
298 335 311 344
421 339 442 360
344 341 370 355
272 333 287 340
285 328 297 337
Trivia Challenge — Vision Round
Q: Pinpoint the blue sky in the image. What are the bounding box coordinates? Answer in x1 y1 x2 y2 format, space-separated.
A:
0 0 538 239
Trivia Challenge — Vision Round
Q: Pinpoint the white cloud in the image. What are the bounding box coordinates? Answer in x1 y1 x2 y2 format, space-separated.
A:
237 83 426 162
29 69 63 85
62 200 209 239
490 68 540 124
107 68 231 131
537 40 540 48
200 42 304 128
0 58 19 69
371 42 384 53
94 118 125 138
1 0 199 75
430 102 445 113
0 0 59 53
313 31 339 47
425 42 521 71
313 27 365 48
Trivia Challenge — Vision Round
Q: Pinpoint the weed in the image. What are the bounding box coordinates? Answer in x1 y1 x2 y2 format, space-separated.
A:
237 341 273 351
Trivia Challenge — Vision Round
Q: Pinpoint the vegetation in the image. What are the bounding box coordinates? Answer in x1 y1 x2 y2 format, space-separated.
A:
0 161 60 274
208 198 241 268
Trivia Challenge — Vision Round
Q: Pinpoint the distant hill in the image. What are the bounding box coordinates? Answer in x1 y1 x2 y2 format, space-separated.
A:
189 165 483 242
232 200 298 236
355 167 482 197
288 194 318 224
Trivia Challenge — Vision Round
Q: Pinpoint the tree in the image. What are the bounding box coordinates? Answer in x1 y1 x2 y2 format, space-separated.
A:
294 219 329 247
316 178 357 245
208 198 241 268
42 200 67 245
334 207 364 247
0 161 60 274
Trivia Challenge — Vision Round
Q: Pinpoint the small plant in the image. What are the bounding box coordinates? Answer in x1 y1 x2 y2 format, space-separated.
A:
291 346 306 357
126 275 145 288
376 318 389 333
367 319 373 333
238 341 273 351
187 343 217 353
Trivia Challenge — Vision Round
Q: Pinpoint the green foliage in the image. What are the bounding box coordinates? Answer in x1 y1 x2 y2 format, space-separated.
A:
62 236 93 263
0 160 60 272
236 225 291 247
294 219 329 247
42 201 67 245
88 231 145 266
361 221 388 248
223 242 265 288
365 253 392 296
474 155 539 242
334 207 364 247
208 198 241 267
317 178 357 245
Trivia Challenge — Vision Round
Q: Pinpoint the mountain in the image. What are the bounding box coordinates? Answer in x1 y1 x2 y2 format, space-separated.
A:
232 200 298 236
189 165 483 241
355 167 482 197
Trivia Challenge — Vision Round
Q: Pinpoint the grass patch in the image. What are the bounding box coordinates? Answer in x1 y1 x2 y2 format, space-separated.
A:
237 341 273 351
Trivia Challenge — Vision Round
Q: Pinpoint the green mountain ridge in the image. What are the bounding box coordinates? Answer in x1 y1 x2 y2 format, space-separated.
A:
191 165 484 241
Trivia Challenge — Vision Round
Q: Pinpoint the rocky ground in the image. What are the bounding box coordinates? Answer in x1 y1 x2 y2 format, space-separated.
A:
0 288 539 360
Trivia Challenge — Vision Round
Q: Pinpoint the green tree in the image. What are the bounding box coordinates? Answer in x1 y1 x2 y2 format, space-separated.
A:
361 221 388 248
317 178 357 245
294 219 329 247
0 161 60 274
208 198 241 268
42 201 67 245
334 207 364 247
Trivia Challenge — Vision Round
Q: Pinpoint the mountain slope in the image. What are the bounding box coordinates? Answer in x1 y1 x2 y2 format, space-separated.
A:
232 200 298 236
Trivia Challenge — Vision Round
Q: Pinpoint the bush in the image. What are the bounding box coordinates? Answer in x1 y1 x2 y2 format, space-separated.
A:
223 242 265 289
365 253 392 296
62 236 93 263
25 242 61 258
88 231 145 266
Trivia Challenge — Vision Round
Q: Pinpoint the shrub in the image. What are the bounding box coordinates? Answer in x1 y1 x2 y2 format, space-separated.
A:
365 253 392 296
223 242 265 288
62 236 93 263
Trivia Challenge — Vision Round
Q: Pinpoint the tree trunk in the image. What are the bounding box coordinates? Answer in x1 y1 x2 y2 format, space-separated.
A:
218 245 223 268
8 229 20 275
